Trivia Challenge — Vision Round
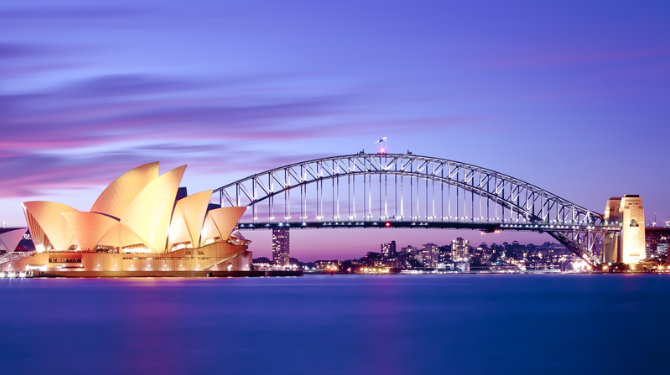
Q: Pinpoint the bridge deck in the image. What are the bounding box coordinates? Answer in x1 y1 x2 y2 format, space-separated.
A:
237 221 620 232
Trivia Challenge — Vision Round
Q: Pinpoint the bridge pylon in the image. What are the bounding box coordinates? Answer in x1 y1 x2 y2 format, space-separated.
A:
603 195 645 265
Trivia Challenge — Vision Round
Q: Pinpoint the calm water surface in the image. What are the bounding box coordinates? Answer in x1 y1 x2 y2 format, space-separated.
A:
1 274 668 375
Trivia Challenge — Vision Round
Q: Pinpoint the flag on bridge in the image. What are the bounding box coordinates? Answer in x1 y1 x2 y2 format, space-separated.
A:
375 136 387 144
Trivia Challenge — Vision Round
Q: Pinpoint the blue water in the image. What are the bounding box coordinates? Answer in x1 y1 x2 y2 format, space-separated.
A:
0 275 668 374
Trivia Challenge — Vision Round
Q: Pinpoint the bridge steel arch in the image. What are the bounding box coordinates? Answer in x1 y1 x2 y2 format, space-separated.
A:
212 153 614 266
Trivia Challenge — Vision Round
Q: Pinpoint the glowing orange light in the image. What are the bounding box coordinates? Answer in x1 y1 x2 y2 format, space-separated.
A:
385 222 391 227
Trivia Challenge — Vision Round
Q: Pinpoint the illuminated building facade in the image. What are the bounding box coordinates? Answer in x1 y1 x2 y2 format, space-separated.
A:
603 195 646 265
0 162 252 276
272 228 290 267
418 243 439 268
314 260 340 271
401 245 417 255
381 241 396 258
452 237 470 262
646 227 670 259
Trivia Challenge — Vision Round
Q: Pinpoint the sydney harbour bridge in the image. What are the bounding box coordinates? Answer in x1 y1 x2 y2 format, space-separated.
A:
212 152 621 266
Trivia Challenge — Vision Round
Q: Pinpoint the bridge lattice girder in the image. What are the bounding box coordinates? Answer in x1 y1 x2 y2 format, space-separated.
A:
213 153 612 265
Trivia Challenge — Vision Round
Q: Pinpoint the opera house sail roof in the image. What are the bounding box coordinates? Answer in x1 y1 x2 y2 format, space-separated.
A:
0 228 27 253
90 161 159 220
20 162 247 254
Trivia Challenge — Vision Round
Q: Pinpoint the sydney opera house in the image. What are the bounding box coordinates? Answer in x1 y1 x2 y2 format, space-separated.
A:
0 162 252 277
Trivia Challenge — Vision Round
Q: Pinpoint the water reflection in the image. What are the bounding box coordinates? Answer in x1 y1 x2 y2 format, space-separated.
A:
0 275 669 375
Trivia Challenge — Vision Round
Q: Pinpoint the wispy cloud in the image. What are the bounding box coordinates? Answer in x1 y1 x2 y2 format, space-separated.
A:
0 7 145 20
485 48 670 69
0 66 477 198
0 43 53 59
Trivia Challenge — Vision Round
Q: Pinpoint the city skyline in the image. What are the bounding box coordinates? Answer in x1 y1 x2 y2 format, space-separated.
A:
2 1 669 260
300 238 583 274
2 3 670 374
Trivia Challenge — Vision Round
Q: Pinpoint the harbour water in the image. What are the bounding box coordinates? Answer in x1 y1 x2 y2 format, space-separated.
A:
1 275 668 374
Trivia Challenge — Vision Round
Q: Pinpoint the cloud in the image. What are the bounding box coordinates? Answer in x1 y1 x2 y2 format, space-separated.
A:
0 144 329 198
0 41 89 80
60 74 207 98
1 73 342 136
0 154 136 197
0 67 479 199
485 48 670 69
0 7 144 20
0 43 52 59
0 71 353 197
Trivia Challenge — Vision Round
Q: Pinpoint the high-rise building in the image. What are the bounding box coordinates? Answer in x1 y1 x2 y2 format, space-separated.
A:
451 237 470 262
272 228 290 267
381 240 396 258
420 243 439 268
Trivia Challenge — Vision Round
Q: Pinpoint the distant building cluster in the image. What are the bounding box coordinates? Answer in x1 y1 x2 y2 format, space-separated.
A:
646 227 670 262
293 238 583 274
251 225 670 273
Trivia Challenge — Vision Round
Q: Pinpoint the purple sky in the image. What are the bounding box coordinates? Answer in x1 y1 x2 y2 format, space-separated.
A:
1 1 669 260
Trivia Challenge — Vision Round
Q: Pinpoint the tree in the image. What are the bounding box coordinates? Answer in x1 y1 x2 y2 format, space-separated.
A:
610 262 630 272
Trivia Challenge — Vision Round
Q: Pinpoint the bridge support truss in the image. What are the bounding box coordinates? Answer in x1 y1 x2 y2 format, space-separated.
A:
214 153 619 266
